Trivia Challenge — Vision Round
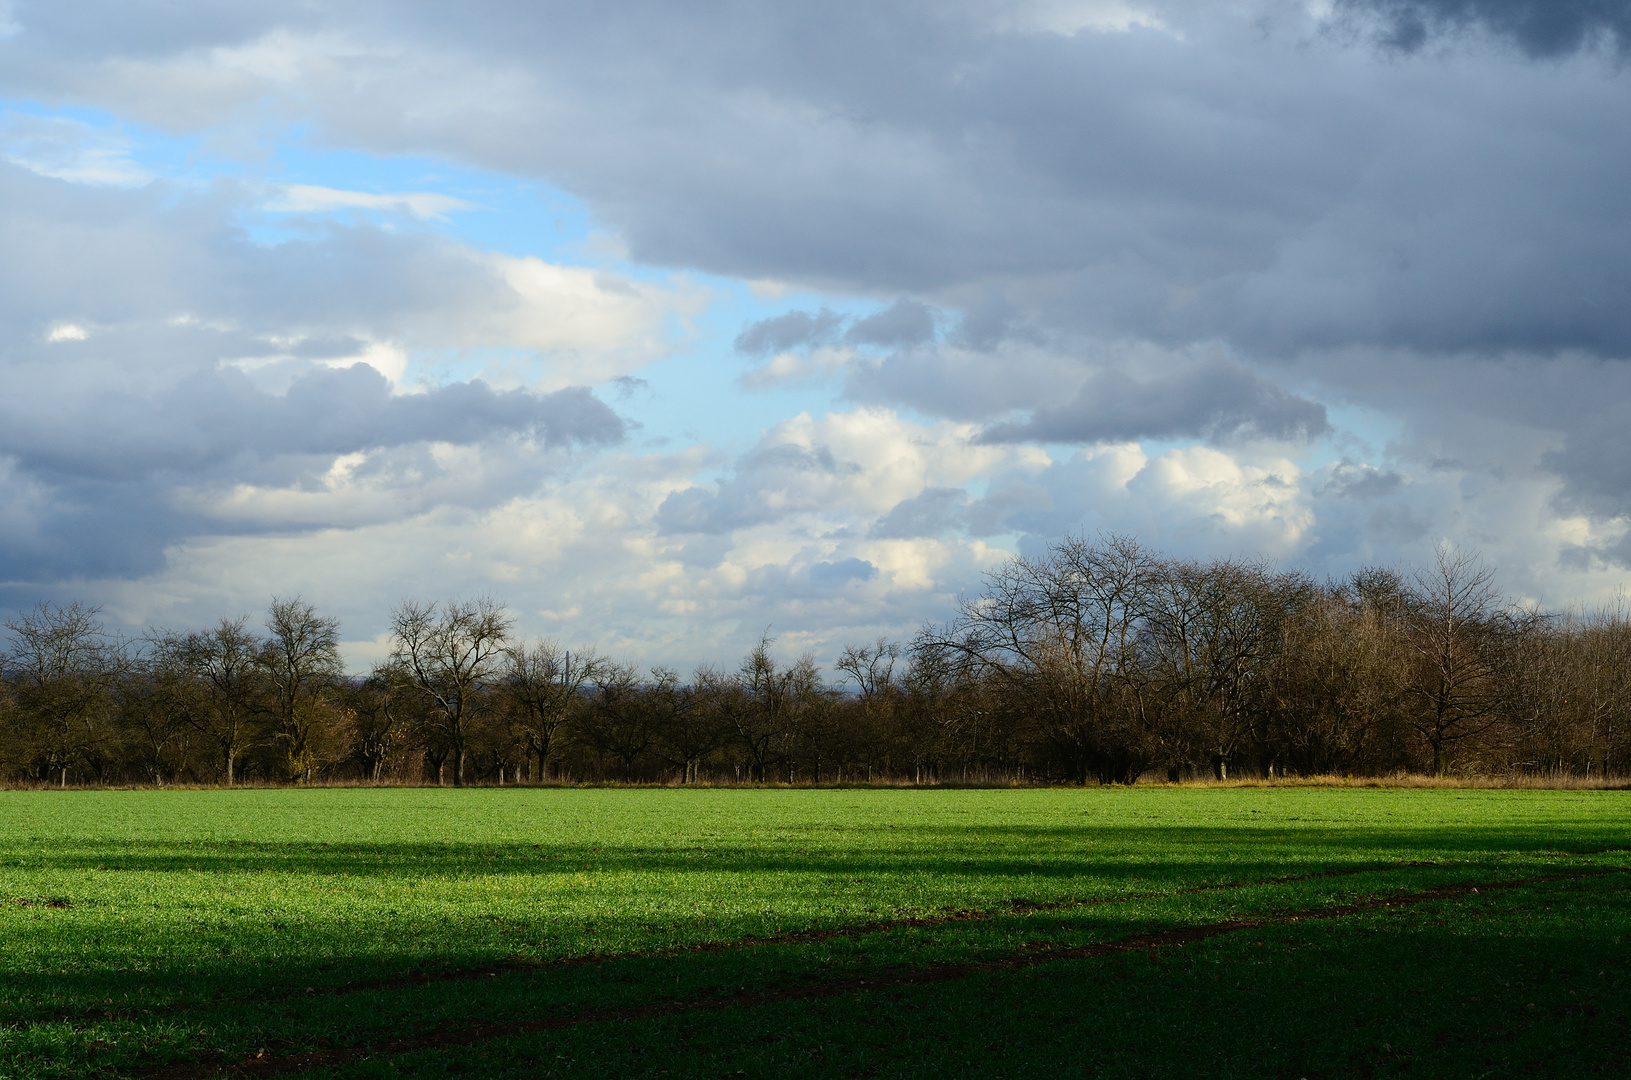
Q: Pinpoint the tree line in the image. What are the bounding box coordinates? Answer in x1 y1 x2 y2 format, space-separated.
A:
3 536 1629 786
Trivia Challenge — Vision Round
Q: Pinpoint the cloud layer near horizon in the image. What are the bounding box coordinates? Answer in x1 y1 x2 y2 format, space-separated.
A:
1 0 1628 665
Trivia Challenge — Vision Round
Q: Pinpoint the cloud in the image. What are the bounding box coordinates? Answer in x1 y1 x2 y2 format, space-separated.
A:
1321 459 1404 500
656 441 864 535
954 0 1169 36
869 486 972 539
655 407 1017 538
845 300 936 347
733 300 938 389
0 156 693 582
45 322 89 341
1 360 619 479
734 308 844 355
5 3 1629 365
0 1 1629 659
985 443 1318 557
978 362 1330 446
1339 0 1631 57
74 448 1008 670
1 112 150 186
798 556 880 591
265 183 473 220
1543 407 1631 523
842 337 1084 421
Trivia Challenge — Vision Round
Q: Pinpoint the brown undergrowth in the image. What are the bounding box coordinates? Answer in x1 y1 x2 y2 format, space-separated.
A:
4 772 1628 791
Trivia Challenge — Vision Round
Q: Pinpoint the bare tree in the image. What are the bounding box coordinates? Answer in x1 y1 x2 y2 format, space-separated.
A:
1405 545 1505 775
835 639 904 782
1571 604 1631 776
1268 578 1411 775
574 661 655 781
732 634 800 781
3 602 121 786
1145 558 1288 780
120 649 194 785
659 665 731 783
927 534 1155 783
261 597 344 782
781 655 839 782
502 640 600 781
339 664 408 782
389 597 513 786
836 638 899 699
156 616 266 784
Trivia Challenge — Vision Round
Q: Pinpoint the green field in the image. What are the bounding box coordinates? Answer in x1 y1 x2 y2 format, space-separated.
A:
1 787 1627 1078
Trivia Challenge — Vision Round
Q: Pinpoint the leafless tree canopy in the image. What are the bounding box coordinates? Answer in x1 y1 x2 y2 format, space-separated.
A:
3 539 1630 785
388 597 514 786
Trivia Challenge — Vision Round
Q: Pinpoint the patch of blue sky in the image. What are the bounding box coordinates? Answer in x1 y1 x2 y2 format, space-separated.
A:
0 97 235 188
617 281 891 456
1317 400 1406 470
247 128 910 454
246 133 598 256
1 99 943 458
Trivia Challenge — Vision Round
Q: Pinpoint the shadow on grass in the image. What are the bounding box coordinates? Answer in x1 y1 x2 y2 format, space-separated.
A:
294 874 1631 1080
113 872 1631 1080
6 821 1626 879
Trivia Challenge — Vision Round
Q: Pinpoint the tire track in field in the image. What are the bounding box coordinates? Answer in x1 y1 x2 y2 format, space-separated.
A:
143 867 1628 1080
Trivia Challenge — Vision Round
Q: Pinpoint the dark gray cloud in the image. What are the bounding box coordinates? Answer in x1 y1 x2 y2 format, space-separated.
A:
3 362 619 483
1341 0 1631 57
0 159 628 582
978 363 1330 446
868 486 970 539
0 0 1629 619
1543 412 1631 523
807 557 877 587
740 556 880 600
737 299 935 371
277 367 621 455
733 309 843 355
0 360 621 577
845 300 935 347
656 442 861 535
5 2 1630 370
1321 460 1406 500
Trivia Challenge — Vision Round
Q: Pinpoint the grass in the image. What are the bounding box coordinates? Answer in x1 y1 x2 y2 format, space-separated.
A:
0 787 1625 1078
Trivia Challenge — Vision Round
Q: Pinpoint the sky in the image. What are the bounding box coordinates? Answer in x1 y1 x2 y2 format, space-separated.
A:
1 0 1629 670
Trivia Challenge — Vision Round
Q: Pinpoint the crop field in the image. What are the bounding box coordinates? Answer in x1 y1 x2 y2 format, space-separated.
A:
0 787 1627 1079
